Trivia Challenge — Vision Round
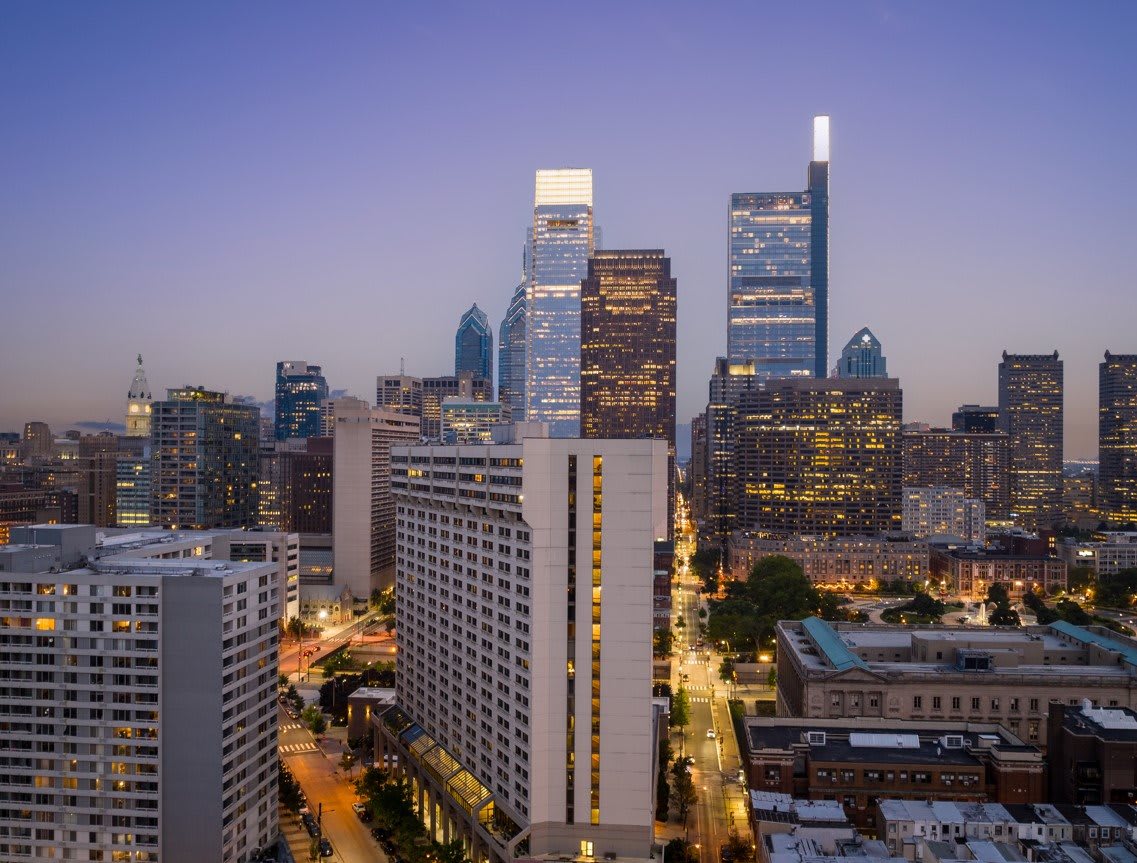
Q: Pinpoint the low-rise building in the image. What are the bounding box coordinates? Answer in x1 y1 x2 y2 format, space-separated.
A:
729 533 928 588
776 618 1137 746
1047 700 1137 804
1058 534 1137 576
930 546 1066 600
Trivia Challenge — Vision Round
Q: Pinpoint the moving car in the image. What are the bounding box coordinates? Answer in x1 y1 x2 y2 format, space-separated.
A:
706 728 716 739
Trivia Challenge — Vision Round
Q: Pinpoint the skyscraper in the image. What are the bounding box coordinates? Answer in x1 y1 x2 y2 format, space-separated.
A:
150 387 260 529
734 377 902 536
498 281 527 413
454 303 493 387
705 357 764 543
376 373 424 418
902 428 1010 520
835 327 887 378
581 249 677 533
274 360 328 441
125 353 153 436
526 168 594 436
421 372 490 440
1100 351 1137 525
727 116 830 378
998 351 1064 529
952 404 1001 433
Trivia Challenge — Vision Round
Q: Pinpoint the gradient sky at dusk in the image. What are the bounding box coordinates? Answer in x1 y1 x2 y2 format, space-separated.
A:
3 1 1135 457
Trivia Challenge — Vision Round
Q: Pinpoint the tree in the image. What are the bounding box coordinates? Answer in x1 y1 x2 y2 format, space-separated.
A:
665 839 698 863
378 589 397 616
1067 566 1097 595
433 839 470 863
725 830 755 863
308 837 321 863
339 750 356 778
690 547 721 592
766 667 777 690
278 673 290 689
718 658 736 686
749 555 804 582
301 704 327 738
669 686 690 731
671 758 697 828
278 763 303 812
986 583 1010 606
653 628 675 659
355 765 390 803
655 740 673 821
989 604 1021 627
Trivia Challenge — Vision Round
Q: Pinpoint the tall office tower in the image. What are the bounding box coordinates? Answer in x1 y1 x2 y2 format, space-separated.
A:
689 413 708 528
440 398 511 444
835 327 887 378
421 372 491 439
1100 351 1137 525
329 397 420 602
21 421 53 459
278 437 334 534
498 281 528 413
0 553 280 862
116 442 152 526
76 433 119 526
581 249 677 536
902 428 1010 520
952 404 1001 433
705 358 763 543
734 377 902 536
455 303 493 389
385 431 667 860
526 168 595 437
377 374 424 418
150 387 260 529
274 360 329 440
727 116 830 378
125 353 153 437
999 351 1064 529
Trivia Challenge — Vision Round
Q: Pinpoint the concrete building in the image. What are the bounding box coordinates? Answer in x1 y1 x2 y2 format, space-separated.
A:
1047 700 1137 804
728 533 929 588
903 429 1011 521
329 397 420 603
775 618 1137 746
1058 533 1137 576
150 386 260 529
440 398 512 444
422 372 492 440
380 428 668 863
734 378 903 537
0 554 280 862
689 413 708 530
21 420 53 459
705 357 764 543
929 546 1067 600
999 352 1064 530
377 374 425 419
902 487 986 543
740 717 1043 830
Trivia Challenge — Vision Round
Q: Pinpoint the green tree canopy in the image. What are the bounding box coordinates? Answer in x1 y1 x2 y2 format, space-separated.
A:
669 686 690 730
987 582 1010 605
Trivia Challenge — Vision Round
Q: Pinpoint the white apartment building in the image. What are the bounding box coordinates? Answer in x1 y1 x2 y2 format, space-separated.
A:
379 429 667 863
1059 533 1137 576
440 398 512 444
0 555 280 862
901 487 986 543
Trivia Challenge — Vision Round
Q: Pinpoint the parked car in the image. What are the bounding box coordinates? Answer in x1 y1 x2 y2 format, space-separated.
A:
352 802 372 821
301 814 318 838
319 838 333 857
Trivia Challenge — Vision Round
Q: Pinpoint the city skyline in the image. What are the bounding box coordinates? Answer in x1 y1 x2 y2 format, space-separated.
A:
3 3 1136 456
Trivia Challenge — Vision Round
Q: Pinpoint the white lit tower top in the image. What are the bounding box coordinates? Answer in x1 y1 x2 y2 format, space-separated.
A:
125 353 153 437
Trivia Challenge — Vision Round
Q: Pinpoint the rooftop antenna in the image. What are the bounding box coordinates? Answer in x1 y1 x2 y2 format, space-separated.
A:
400 357 405 375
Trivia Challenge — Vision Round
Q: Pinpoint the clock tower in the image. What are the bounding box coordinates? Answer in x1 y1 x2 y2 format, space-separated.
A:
125 354 152 437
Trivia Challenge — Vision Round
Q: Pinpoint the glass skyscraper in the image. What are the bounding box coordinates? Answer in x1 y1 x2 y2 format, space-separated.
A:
835 327 887 378
526 168 594 437
998 350 1064 530
727 116 829 378
275 360 328 441
455 303 493 389
498 281 527 413
1099 351 1137 525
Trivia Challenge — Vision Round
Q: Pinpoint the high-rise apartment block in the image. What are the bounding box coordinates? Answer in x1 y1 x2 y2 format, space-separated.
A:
903 428 1010 520
498 282 527 414
150 387 260 529
329 397 420 601
580 249 677 533
455 304 493 389
902 486 986 543
377 374 425 419
835 327 886 378
21 421 53 460
727 116 829 378
116 443 152 527
734 377 902 536
274 361 328 441
0 548 280 862
999 351 1064 529
440 398 511 444
688 413 708 529
383 430 667 861
1100 352 1137 525
125 354 153 437
526 168 594 437
704 358 763 543
421 373 490 440
952 404 1001 433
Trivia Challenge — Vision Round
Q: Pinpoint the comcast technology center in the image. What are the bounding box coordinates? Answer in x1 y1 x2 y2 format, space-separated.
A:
526 169 594 437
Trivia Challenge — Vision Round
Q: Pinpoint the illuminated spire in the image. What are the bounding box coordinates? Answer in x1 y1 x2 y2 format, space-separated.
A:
128 354 151 400
813 115 830 162
125 354 153 437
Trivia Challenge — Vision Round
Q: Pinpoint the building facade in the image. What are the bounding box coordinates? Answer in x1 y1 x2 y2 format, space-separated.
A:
929 546 1067 599
727 116 829 378
689 413 708 529
903 429 1010 520
525 168 594 437
728 532 929 587
953 405 1001 433
999 351 1064 529
274 360 329 441
150 387 260 529
377 374 425 419
705 358 764 543
0 555 280 863
835 328 887 379
1047 701 1137 804
734 378 902 536
1058 533 1137 576
901 487 986 542
125 353 153 437
498 282 527 415
383 431 667 863
456 304 494 389
422 373 491 440
1100 352 1137 525
440 399 511 444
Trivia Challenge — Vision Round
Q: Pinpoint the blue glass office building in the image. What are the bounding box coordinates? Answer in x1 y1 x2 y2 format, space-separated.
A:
526 169 594 436
455 304 493 389
727 116 829 379
275 361 329 441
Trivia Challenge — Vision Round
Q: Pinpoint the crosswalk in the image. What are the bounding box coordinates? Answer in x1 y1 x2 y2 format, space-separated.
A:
691 697 711 703
279 742 319 755
280 722 304 732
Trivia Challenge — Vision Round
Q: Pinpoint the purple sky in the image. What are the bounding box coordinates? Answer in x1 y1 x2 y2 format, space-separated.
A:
2 2 1135 457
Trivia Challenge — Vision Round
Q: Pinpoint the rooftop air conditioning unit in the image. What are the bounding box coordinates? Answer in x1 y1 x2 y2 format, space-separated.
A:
943 735 965 749
807 731 827 746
